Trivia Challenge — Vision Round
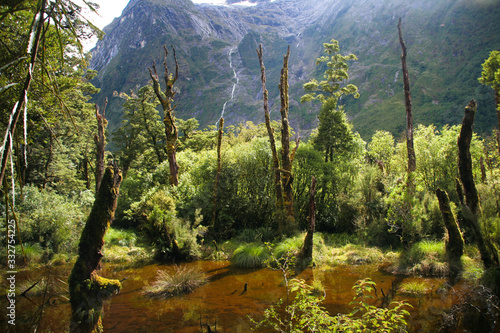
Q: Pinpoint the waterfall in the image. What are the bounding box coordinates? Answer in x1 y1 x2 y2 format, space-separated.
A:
219 46 239 121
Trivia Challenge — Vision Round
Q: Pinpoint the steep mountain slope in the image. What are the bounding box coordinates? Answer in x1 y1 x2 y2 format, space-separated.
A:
89 0 500 139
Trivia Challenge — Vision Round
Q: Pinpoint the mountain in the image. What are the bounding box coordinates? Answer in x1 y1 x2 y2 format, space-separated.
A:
89 0 500 140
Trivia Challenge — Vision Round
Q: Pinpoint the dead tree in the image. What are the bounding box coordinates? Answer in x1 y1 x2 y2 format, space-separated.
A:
279 46 298 229
211 117 224 227
257 45 299 235
94 98 107 193
458 100 481 216
149 45 180 186
257 44 285 218
457 100 499 269
301 176 316 264
69 164 122 333
436 188 464 279
398 18 416 173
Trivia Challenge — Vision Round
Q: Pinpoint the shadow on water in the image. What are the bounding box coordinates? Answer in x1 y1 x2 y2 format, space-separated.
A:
1 260 497 332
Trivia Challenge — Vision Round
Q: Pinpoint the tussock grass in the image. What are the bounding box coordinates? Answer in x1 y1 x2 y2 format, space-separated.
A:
399 280 431 295
273 236 303 259
310 278 325 296
104 228 137 247
397 240 450 276
143 266 207 299
316 243 385 268
102 227 152 264
102 245 151 264
231 243 270 268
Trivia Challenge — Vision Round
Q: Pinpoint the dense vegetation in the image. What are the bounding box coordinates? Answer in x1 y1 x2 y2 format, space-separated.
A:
1 1 500 332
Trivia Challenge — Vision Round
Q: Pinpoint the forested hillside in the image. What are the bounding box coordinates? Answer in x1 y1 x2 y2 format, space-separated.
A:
89 0 500 138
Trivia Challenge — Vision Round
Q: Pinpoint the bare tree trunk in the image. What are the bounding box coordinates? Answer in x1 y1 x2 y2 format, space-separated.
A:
211 117 224 228
436 189 464 276
480 156 487 184
149 45 180 186
69 164 122 333
257 44 285 224
257 45 299 235
301 176 316 263
398 18 416 173
457 100 499 269
458 100 481 216
94 99 107 194
279 46 299 234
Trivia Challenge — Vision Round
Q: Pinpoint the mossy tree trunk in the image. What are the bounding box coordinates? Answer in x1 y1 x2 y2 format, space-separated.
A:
257 44 285 222
457 100 499 269
69 164 122 333
94 99 107 194
301 176 316 264
149 45 180 186
257 45 299 235
436 188 464 278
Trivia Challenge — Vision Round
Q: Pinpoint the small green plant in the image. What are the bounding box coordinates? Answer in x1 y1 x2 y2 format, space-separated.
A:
143 265 207 299
252 243 411 332
252 277 411 332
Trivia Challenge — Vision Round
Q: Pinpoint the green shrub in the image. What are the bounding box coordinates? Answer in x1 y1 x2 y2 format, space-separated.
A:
127 187 206 261
1 186 86 262
230 243 270 268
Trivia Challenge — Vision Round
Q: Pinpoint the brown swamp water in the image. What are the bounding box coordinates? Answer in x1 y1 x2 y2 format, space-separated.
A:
0 261 481 332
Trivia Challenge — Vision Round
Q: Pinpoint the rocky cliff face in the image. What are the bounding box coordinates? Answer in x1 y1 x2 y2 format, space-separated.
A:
90 0 500 138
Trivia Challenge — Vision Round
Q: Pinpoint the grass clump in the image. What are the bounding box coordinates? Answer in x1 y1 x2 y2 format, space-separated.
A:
102 245 151 264
104 228 137 247
273 236 304 259
399 280 431 295
318 244 385 268
398 240 449 276
143 265 207 299
231 243 270 268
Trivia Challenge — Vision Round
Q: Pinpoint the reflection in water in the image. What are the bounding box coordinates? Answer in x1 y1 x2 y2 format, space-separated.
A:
1 260 471 332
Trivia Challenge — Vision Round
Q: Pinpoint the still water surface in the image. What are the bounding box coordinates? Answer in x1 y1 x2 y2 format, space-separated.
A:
3 260 467 332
